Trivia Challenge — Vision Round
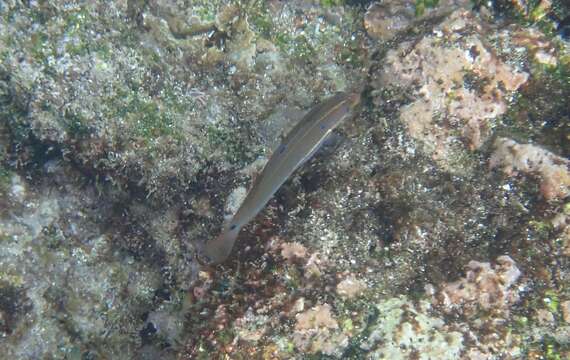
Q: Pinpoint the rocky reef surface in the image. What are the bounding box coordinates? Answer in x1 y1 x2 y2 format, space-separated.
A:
1 0 569 358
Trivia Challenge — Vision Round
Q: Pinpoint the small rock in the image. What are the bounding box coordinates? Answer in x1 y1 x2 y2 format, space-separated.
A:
534 50 557 67
295 304 338 331
291 297 306 315
364 1 415 41
292 304 348 356
490 138 570 201
431 255 521 315
336 276 367 299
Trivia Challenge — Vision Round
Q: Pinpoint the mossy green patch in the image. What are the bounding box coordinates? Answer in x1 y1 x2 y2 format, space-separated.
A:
415 0 440 16
514 315 529 328
341 318 354 332
473 0 562 37
63 7 91 30
320 0 346 7
216 328 235 345
104 88 184 144
529 220 553 238
205 123 257 165
63 110 91 138
336 37 366 68
0 271 24 287
275 33 316 63
246 0 273 37
133 102 178 139
543 335 568 360
194 2 219 23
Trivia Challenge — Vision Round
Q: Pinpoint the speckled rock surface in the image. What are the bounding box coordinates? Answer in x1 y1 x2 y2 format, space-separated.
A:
373 9 529 173
1 0 570 358
490 138 570 200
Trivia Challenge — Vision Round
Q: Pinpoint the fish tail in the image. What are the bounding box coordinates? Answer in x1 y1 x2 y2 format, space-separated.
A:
203 226 240 264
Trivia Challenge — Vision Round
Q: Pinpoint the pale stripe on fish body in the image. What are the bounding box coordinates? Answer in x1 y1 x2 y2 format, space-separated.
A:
204 91 362 264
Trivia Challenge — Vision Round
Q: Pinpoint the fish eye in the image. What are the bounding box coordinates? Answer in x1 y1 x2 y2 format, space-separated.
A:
230 224 237 231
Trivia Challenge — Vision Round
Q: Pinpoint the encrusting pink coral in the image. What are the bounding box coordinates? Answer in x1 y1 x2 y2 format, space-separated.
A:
429 255 521 315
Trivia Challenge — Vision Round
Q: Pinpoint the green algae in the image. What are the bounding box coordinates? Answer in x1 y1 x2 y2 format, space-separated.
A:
539 335 568 360
544 290 560 314
102 88 185 144
415 0 440 16
248 4 273 37
320 0 346 7
205 124 258 166
274 32 317 63
474 0 568 37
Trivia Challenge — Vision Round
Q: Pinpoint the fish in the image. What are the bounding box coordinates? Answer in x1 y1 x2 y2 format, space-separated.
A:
203 91 362 264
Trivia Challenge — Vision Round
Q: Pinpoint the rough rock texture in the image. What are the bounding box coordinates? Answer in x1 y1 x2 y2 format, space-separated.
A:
336 275 367 299
364 1 417 41
490 138 570 200
2 0 570 358
360 297 464 359
430 255 522 314
364 0 471 41
0 168 172 358
374 10 528 173
293 304 348 356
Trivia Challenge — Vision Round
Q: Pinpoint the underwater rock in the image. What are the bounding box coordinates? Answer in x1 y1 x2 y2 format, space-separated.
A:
364 1 416 41
0 162 166 358
363 0 471 41
234 308 269 343
419 256 525 358
563 226 570 257
292 303 349 356
375 10 528 173
2 0 569 358
335 275 367 299
361 297 464 359
430 255 521 316
490 138 570 201
304 253 326 279
510 27 559 67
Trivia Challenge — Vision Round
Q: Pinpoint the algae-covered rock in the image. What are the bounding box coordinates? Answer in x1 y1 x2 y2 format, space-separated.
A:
373 9 529 174
490 138 570 200
361 297 464 359
1 0 570 358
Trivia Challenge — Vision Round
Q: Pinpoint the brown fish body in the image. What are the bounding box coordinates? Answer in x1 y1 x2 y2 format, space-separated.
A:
204 91 362 264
